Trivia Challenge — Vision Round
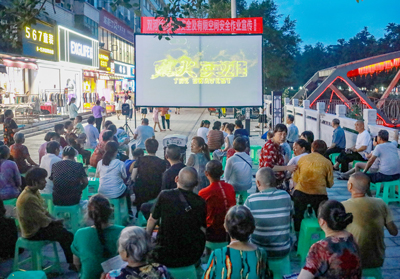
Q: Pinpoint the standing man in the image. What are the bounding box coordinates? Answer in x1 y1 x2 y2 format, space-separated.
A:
91 100 104 133
324 118 346 159
125 96 134 120
84 116 99 149
245 167 292 259
160 107 169 130
334 120 371 172
147 167 206 268
133 118 155 150
363 130 400 183
286 114 298 149
342 172 398 270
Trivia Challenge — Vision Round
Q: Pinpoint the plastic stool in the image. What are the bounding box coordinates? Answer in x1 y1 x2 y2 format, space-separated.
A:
135 211 147 227
205 241 228 251
81 187 89 201
236 190 249 205
268 254 291 279
40 193 54 215
250 145 262 165
329 153 340 165
87 177 100 196
52 204 83 233
297 218 325 265
109 197 129 226
375 180 400 204
3 198 17 207
362 267 382 279
87 166 96 176
8 271 47 279
222 156 227 171
13 238 61 273
167 265 197 279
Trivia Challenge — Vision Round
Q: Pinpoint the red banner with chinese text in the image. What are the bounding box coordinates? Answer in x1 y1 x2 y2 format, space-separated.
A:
141 17 263 34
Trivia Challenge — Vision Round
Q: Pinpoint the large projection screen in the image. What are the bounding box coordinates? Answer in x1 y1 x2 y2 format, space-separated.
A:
135 34 262 107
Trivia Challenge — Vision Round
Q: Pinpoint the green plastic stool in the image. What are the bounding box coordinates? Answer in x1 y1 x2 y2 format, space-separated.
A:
40 193 54 215
297 218 325 265
135 211 147 227
109 197 129 226
76 154 84 164
7 271 47 279
362 267 382 279
236 190 249 205
13 238 61 273
375 180 400 205
250 145 262 165
52 204 84 233
87 177 100 197
329 153 340 165
222 156 227 171
268 254 291 279
3 198 17 207
81 187 89 201
205 241 228 251
87 166 96 176
167 265 197 279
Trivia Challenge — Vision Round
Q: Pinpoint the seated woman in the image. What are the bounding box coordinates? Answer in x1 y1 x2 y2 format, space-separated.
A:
104 226 169 279
50 146 88 206
0 198 18 259
298 200 361 279
38 132 59 164
71 194 124 279
96 141 132 217
203 205 271 279
90 130 115 168
0 145 21 201
300 131 314 145
10 132 38 174
16 168 75 270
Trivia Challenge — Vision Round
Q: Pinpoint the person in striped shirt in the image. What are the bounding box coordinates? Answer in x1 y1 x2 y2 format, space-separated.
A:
244 167 293 259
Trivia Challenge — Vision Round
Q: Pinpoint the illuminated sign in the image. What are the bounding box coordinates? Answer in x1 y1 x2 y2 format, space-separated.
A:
115 62 128 76
141 17 263 34
99 49 113 72
151 55 248 85
58 26 99 67
22 22 57 61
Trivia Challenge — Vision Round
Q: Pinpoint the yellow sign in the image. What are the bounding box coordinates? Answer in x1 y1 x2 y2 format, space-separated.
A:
25 26 54 45
151 54 247 84
99 50 112 72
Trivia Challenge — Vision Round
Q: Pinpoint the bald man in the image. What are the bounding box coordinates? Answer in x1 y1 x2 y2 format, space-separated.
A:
244 167 292 259
334 120 372 172
146 167 206 268
342 172 398 270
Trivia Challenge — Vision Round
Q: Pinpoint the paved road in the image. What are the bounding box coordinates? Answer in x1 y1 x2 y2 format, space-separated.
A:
1 108 400 278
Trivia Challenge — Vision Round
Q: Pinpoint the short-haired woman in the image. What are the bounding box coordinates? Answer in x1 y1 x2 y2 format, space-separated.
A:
92 100 104 133
187 136 210 193
10 132 38 174
104 226 169 279
0 145 21 200
298 200 361 279
68 97 80 121
72 194 124 279
203 205 271 279
3 109 20 146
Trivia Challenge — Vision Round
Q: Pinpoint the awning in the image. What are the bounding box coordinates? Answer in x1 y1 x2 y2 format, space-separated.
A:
2 59 38 70
0 64 6 74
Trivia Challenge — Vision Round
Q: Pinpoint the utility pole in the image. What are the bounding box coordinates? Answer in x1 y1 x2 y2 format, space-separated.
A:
231 0 236 18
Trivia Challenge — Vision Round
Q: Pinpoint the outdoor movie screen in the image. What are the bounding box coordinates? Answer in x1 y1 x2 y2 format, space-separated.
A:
135 34 262 107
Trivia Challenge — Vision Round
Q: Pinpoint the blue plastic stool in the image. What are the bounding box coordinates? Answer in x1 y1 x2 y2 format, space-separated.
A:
52 204 84 233
268 254 291 279
362 267 382 279
297 218 325 265
167 265 197 279
109 197 129 226
375 180 400 205
7 271 47 279
40 193 54 215
236 190 249 205
13 238 61 273
205 241 228 251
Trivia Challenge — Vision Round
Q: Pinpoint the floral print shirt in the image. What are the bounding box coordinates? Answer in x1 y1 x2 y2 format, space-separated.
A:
259 139 285 181
304 234 361 279
106 263 170 279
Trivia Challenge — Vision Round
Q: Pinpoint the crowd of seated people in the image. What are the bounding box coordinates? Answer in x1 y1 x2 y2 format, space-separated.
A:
2 112 400 279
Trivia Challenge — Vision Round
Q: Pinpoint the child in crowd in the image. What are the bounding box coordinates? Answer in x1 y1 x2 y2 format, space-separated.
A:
74 116 84 135
125 147 144 178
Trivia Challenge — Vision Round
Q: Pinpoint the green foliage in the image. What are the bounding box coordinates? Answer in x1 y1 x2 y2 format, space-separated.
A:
346 104 363 120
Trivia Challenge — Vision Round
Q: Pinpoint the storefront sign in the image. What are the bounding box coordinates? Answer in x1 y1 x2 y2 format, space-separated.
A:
115 62 128 76
58 26 99 68
99 9 134 43
22 22 57 61
99 49 113 72
141 17 263 34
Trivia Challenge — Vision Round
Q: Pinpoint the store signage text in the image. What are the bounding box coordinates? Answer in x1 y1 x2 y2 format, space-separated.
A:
22 22 57 61
99 49 113 72
99 9 134 43
115 62 127 75
71 41 93 58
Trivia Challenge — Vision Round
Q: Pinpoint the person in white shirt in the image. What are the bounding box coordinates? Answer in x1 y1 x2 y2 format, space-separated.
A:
115 97 123 120
125 96 134 120
197 120 210 143
96 141 132 217
40 141 62 194
224 137 253 193
334 120 372 172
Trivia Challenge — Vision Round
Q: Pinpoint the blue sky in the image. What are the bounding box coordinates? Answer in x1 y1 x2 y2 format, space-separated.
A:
273 0 400 47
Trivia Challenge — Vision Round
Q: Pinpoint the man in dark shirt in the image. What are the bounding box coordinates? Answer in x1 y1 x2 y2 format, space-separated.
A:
162 144 185 190
132 139 167 212
147 167 207 268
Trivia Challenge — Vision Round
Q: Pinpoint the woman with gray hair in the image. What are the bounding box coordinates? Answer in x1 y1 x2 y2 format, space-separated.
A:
104 226 170 279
